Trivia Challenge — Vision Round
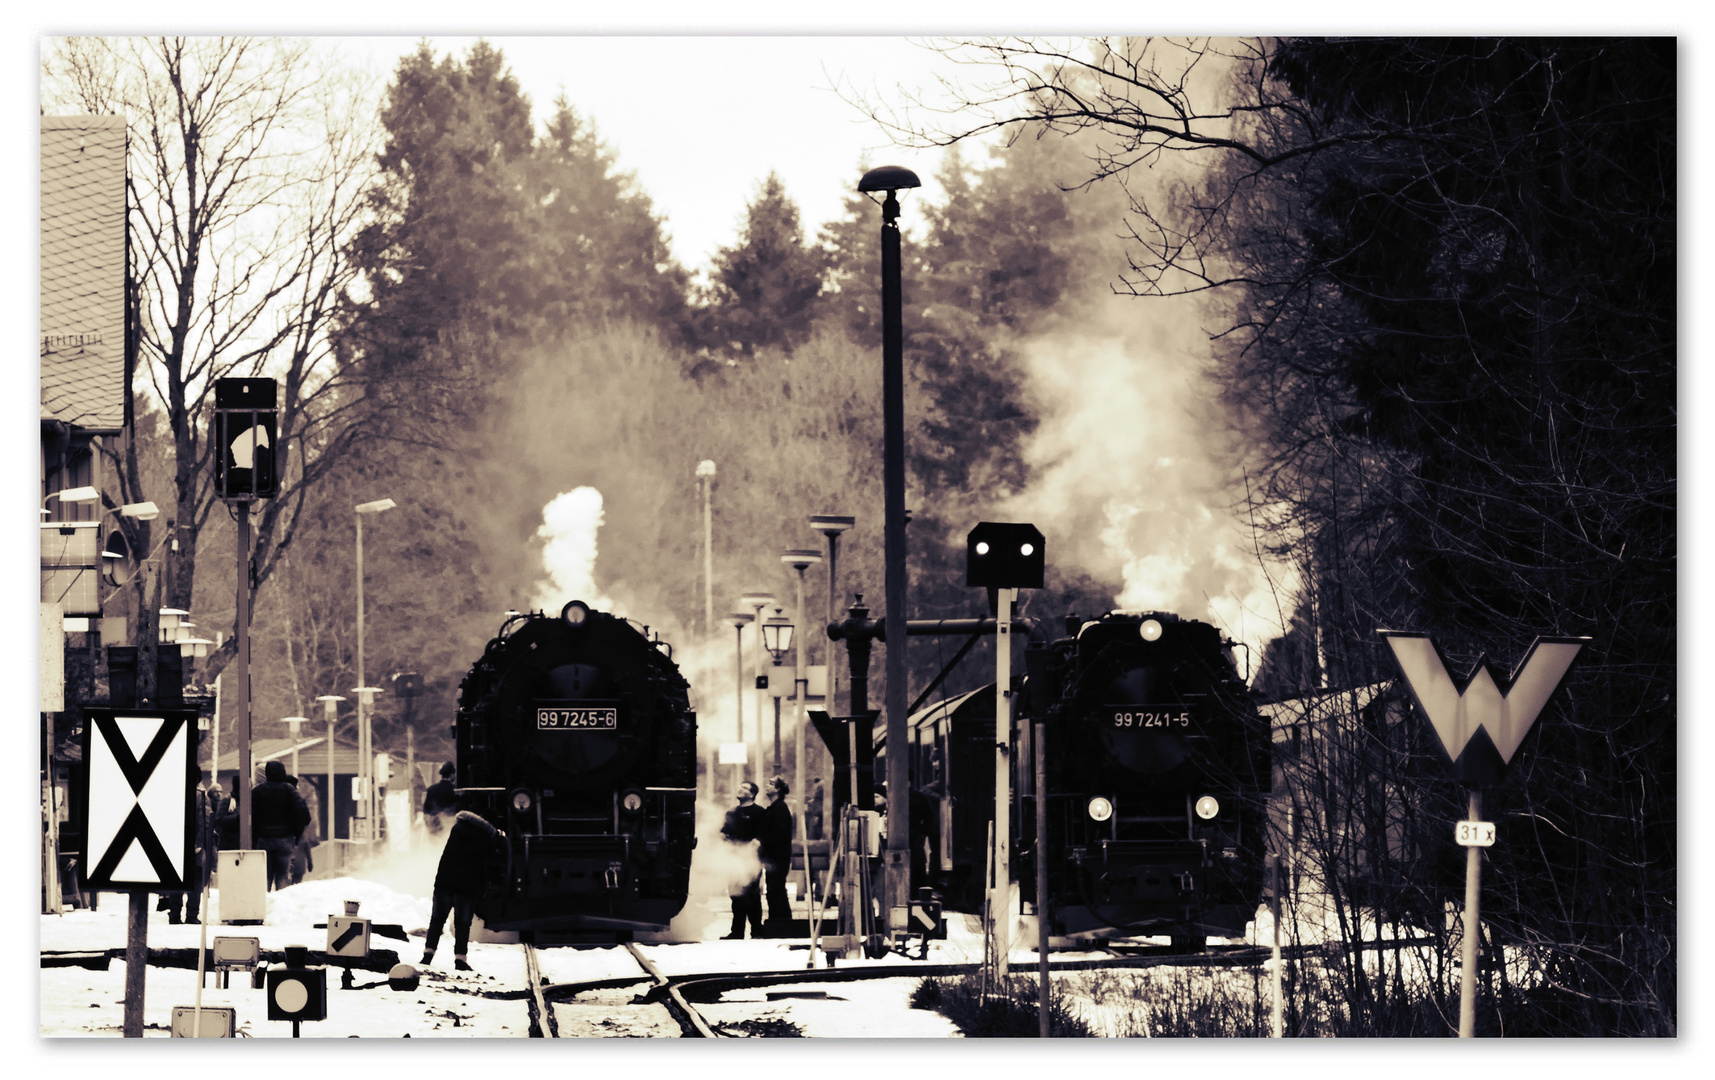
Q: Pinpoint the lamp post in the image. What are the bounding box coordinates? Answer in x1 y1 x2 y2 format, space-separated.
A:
859 163 922 940
696 461 716 636
284 717 307 779
740 592 778 785
355 497 396 838
728 612 754 795
349 686 382 842
41 485 100 520
807 516 854 713
781 549 822 827
316 695 344 842
761 608 795 775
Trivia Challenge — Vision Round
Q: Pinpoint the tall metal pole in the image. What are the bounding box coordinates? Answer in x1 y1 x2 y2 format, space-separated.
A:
1270 853 1284 1038
236 502 253 850
992 586 1013 979
788 560 813 837
1035 716 1049 1037
698 462 715 634
1459 788 1484 1038
826 531 841 709
878 184 912 942
326 700 337 841
732 620 747 793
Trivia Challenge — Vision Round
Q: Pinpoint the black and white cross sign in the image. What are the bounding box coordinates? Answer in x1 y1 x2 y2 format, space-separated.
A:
79 708 198 891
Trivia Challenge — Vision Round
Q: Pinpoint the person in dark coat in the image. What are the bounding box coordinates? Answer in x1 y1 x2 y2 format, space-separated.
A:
423 763 459 834
215 784 240 851
422 810 506 971
157 780 220 924
909 785 939 892
251 760 311 891
805 777 825 841
291 776 320 885
758 776 795 932
720 782 765 939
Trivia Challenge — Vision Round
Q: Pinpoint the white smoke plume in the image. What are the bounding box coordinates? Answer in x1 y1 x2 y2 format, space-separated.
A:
1001 296 1293 672
530 487 616 614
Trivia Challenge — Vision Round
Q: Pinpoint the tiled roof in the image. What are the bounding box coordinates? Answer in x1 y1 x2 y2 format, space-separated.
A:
41 115 126 431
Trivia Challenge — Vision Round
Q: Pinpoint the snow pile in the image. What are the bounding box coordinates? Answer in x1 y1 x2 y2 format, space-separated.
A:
265 876 433 934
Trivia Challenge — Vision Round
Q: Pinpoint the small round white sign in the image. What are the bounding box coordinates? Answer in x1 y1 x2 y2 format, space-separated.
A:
275 977 309 1013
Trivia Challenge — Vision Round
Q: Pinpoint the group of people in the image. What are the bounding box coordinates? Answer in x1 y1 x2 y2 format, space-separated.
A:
720 775 797 939
154 759 321 923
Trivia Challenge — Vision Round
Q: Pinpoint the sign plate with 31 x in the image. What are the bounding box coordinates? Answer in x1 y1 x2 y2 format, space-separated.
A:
1455 820 1497 847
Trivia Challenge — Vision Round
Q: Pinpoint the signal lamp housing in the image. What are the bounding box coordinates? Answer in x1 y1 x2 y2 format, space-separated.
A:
1087 796 1114 822
1195 795 1220 820
510 789 534 814
1140 618 1164 642
621 789 644 814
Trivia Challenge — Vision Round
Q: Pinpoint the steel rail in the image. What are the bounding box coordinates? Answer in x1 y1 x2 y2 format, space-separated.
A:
625 942 718 1038
522 943 558 1038
545 941 1314 1005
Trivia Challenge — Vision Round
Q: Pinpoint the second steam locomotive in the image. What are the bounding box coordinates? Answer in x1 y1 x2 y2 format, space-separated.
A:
902 610 1271 944
453 601 697 935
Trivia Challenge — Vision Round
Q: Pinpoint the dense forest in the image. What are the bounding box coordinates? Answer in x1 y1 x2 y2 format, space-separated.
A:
44 37 1673 1036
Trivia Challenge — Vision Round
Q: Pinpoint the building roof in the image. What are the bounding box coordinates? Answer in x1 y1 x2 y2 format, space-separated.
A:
1259 683 1391 739
215 736 364 776
41 115 126 431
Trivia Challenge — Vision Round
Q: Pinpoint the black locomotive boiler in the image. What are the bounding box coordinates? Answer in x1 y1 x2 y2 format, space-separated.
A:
905 611 1270 944
453 601 697 935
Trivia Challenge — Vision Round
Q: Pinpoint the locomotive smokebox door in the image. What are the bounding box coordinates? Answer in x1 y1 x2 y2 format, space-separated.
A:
966 522 1045 589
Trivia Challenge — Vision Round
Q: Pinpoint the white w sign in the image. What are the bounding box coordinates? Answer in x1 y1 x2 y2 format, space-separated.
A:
1381 632 1589 786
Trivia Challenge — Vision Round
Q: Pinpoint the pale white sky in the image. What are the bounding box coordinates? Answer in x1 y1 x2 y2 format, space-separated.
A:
332 35 998 275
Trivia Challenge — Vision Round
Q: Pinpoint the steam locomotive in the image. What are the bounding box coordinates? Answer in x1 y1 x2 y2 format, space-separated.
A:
903 611 1270 944
453 601 697 935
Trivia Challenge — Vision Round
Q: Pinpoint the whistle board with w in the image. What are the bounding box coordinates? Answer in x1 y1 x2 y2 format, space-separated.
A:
1381 631 1591 788
80 710 197 891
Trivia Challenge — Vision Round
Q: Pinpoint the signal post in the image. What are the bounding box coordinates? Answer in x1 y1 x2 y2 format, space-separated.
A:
1382 630 1587 1038
966 522 1045 986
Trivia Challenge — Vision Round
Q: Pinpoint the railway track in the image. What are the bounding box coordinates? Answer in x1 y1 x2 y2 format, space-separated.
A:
522 943 559 1038
534 939 1311 1037
624 943 718 1037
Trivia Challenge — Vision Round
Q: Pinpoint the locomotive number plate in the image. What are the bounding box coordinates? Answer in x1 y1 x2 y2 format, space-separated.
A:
537 706 618 730
1109 708 1194 729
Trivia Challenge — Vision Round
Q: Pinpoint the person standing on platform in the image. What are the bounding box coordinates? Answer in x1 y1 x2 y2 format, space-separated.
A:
158 777 219 923
251 760 311 891
423 763 459 834
422 810 506 971
720 782 764 939
291 776 320 885
806 777 825 841
759 777 795 932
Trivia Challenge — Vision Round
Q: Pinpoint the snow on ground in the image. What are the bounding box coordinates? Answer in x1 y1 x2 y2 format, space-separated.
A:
41 878 532 1038
39 875 1285 1041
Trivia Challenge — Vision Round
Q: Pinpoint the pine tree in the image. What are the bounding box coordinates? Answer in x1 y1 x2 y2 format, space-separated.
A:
702 172 828 355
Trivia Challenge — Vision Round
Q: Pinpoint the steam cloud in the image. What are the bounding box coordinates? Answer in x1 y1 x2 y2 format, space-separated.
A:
530 487 616 614
1002 294 1293 668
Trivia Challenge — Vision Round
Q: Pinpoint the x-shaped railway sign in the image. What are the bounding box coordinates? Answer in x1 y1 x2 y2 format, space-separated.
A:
80 709 198 891
1381 631 1590 787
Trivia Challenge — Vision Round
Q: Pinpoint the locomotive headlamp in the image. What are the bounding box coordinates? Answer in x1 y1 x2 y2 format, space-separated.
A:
511 789 534 813
975 541 990 555
1020 543 1034 556
1195 795 1220 820
1087 796 1114 822
1140 618 1164 642
621 790 644 814
561 600 590 627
